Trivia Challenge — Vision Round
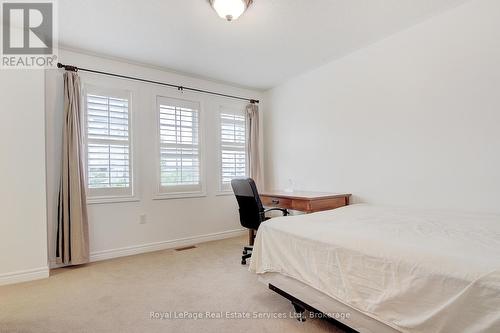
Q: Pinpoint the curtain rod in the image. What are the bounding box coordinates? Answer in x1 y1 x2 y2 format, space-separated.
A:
56 63 259 104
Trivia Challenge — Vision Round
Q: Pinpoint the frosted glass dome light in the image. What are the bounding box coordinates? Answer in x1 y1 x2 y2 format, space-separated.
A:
209 0 253 21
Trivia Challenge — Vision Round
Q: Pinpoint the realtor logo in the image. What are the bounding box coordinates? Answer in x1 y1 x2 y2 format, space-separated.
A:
1 0 57 68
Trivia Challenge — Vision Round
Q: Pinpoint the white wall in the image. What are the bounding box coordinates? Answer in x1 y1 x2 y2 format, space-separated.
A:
45 49 263 266
265 0 500 213
0 70 48 285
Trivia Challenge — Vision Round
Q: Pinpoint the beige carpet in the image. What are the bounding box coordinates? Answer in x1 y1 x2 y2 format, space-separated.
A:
0 236 345 333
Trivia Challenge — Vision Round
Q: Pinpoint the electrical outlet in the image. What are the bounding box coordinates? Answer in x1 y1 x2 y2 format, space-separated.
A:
139 214 147 224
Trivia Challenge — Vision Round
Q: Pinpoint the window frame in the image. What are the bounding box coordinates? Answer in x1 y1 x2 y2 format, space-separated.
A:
216 102 248 195
82 81 138 204
153 94 206 200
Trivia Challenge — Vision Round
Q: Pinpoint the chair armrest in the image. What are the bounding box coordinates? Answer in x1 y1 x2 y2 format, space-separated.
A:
264 208 289 216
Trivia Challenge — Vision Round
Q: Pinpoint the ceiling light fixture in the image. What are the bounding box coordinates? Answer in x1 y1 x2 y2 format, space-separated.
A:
208 0 253 22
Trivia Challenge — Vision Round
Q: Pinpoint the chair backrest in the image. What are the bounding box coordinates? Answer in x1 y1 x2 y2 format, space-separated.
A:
231 178 264 230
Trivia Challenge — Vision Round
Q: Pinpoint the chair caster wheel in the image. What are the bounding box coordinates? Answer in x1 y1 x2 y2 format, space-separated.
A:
241 260 246 265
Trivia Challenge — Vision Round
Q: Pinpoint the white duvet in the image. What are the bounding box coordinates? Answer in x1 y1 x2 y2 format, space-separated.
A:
249 204 500 333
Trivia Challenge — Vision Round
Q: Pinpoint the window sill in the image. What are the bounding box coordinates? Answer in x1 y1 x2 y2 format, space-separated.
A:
152 192 207 200
87 196 140 205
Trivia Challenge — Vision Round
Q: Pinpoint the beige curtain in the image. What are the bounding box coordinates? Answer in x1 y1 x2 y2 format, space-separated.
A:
245 103 263 189
56 72 89 265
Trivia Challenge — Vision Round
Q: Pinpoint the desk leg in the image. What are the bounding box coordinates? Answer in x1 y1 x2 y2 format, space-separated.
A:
248 230 255 246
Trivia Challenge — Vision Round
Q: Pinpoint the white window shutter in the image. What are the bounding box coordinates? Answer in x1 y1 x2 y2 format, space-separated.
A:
85 89 132 198
219 108 247 191
157 97 202 194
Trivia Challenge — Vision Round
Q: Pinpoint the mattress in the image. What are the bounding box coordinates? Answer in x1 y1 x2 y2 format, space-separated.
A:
249 204 500 333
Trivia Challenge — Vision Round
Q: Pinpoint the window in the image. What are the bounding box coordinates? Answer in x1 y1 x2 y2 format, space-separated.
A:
219 106 247 192
156 96 202 196
85 87 133 199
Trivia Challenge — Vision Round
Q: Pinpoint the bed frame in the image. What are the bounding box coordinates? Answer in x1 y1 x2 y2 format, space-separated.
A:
269 283 359 332
262 273 400 333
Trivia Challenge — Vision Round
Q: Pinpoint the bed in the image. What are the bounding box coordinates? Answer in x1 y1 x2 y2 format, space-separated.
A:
249 204 500 333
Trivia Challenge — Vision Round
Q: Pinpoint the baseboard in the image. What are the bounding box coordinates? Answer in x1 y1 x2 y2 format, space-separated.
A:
3 230 246 285
90 228 246 262
0 266 49 286
48 228 246 267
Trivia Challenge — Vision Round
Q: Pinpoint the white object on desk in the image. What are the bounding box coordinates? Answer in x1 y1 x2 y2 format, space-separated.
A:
283 179 294 193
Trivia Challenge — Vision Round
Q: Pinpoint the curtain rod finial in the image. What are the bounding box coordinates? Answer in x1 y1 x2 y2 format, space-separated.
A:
57 63 78 72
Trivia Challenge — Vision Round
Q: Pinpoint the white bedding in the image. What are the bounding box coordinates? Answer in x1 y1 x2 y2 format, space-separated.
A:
249 204 500 333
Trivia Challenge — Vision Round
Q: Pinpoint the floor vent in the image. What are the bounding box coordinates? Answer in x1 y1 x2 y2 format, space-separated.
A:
175 245 197 252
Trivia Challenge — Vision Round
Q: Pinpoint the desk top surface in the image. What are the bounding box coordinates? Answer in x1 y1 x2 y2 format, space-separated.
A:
260 191 351 200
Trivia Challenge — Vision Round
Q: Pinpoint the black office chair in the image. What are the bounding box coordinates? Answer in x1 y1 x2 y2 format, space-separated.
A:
231 178 288 265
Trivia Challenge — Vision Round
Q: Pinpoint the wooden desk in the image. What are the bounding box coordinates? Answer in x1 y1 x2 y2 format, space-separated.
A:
260 191 351 214
248 191 352 245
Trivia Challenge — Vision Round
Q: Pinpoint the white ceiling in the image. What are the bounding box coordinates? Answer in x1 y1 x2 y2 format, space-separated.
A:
59 0 468 90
